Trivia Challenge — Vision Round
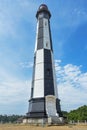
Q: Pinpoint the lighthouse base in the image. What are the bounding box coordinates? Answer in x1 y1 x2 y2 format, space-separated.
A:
25 96 64 124
23 116 64 125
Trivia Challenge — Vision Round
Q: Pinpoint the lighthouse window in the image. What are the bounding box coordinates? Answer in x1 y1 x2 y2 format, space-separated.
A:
45 21 47 26
47 69 50 76
39 18 43 27
46 42 48 47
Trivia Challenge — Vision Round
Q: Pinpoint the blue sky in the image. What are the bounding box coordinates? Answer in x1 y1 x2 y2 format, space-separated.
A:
0 0 87 115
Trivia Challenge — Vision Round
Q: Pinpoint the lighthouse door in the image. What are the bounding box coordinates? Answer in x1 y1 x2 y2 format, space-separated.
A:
45 95 58 117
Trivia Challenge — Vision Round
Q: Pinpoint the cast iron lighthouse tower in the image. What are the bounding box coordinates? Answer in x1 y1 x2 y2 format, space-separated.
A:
26 4 63 123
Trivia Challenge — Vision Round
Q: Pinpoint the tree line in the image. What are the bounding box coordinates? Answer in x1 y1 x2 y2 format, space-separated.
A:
0 115 23 123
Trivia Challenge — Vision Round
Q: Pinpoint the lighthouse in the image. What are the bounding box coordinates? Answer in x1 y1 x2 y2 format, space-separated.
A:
26 4 63 124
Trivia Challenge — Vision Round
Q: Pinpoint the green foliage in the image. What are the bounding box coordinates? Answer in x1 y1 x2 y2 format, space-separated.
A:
68 105 87 121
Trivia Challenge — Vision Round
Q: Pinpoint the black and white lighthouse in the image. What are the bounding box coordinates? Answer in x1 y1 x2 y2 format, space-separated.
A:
26 4 63 123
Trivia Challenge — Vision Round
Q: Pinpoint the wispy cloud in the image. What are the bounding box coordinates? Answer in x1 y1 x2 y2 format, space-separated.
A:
56 2 87 29
52 1 87 59
0 0 37 37
0 65 31 114
0 80 31 104
0 0 37 114
19 61 33 69
55 60 87 111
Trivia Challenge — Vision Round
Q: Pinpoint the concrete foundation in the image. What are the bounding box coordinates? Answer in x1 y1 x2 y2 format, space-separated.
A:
23 116 64 125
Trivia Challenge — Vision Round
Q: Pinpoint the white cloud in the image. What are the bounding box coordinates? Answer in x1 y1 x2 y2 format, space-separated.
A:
55 60 87 111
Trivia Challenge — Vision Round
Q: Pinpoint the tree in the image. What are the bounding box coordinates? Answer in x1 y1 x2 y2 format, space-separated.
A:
68 105 87 121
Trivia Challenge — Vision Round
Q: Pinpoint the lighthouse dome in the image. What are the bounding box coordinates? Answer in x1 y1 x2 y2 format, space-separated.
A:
39 4 48 11
36 4 51 18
